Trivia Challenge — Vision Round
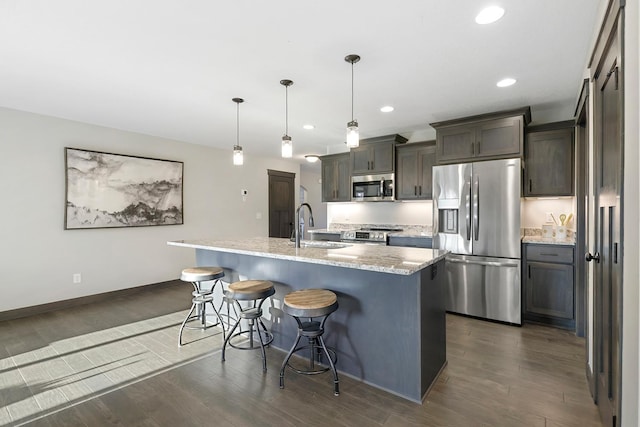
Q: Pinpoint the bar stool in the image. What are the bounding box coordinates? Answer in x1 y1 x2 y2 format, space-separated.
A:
279 288 339 396
178 267 226 347
221 280 275 371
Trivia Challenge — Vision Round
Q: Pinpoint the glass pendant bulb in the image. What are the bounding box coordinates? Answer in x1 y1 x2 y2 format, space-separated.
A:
281 135 293 158
233 145 243 165
346 120 359 148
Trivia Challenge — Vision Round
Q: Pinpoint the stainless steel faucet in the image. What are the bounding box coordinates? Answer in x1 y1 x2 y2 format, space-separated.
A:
295 203 314 248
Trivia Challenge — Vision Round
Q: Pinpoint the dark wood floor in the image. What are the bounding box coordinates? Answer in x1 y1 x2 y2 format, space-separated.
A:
0 282 602 426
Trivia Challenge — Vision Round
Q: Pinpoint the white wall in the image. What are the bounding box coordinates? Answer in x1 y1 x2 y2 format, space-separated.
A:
0 108 300 312
327 201 432 227
521 198 576 230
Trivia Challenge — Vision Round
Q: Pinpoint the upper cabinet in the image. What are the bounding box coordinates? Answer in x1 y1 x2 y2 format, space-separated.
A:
524 122 575 197
431 107 531 164
320 153 351 202
396 141 436 200
350 134 407 175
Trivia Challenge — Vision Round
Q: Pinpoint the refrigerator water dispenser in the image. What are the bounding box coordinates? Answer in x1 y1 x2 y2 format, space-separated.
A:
438 209 458 234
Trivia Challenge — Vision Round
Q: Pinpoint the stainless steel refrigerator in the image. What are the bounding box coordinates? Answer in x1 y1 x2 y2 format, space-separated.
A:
433 158 521 324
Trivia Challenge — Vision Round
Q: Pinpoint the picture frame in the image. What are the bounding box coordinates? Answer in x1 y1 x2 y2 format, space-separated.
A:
64 148 184 229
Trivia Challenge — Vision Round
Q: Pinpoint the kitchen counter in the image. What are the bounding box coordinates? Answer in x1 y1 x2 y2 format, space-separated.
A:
522 236 576 245
168 237 445 275
168 237 447 402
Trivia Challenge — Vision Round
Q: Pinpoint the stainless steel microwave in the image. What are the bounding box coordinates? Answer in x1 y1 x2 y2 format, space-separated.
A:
352 173 394 201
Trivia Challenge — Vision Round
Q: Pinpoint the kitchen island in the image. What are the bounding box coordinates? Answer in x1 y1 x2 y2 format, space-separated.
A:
168 237 447 403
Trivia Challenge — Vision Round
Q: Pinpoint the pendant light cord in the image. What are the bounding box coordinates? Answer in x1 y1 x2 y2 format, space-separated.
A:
351 62 354 121
285 85 289 135
236 102 239 145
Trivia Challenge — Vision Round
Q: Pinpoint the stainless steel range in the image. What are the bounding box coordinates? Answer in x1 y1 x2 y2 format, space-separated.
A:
340 227 403 245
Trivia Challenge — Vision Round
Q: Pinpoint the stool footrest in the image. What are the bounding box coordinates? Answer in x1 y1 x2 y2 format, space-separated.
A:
283 344 337 375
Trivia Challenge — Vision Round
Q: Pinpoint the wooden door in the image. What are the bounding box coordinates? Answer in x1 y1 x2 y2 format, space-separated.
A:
589 6 623 426
268 170 295 238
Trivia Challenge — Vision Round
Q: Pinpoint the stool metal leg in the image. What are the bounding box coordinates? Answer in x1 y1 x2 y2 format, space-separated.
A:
318 335 340 396
279 333 302 388
221 316 242 362
178 302 198 347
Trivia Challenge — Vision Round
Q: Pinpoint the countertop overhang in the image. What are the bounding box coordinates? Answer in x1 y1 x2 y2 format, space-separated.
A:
168 237 447 275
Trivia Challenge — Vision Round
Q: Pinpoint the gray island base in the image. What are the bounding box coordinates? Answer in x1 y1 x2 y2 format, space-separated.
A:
168 237 448 403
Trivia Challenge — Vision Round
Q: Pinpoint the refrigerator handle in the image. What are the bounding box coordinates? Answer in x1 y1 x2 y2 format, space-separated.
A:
473 177 479 241
465 179 471 240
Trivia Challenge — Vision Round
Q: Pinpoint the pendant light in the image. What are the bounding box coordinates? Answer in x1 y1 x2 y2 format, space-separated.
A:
232 97 244 166
345 54 360 148
280 79 294 158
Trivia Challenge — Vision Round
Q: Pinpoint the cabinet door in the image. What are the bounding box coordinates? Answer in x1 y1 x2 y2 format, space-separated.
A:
436 124 475 163
335 154 351 201
371 143 394 173
396 148 420 200
525 261 574 319
350 146 371 175
418 146 436 199
321 159 337 202
475 116 523 159
524 128 574 196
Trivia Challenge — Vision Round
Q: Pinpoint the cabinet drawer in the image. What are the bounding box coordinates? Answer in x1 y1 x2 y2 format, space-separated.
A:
526 245 573 264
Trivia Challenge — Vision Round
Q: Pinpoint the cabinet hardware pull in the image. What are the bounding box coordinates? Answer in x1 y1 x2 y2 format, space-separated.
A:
528 265 531 278
614 242 618 264
529 180 532 192
471 142 475 155
419 185 422 195
414 186 417 196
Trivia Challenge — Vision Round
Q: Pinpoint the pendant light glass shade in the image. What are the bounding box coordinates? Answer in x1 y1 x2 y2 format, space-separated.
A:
281 135 293 158
346 120 359 148
232 97 244 166
233 144 244 165
345 54 360 148
280 79 293 158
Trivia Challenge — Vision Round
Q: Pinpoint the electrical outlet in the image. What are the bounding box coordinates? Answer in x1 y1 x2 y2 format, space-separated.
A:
73 273 82 284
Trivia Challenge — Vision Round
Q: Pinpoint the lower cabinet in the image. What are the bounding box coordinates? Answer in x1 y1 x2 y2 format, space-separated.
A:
387 236 432 248
523 243 575 329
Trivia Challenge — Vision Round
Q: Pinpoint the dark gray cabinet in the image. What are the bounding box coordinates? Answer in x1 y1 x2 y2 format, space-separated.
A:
431 107 531 164
523 243 575 329
350 134 407 175
524 124 575 196
320 153 350 202
387 235 432 248
396 141 436 200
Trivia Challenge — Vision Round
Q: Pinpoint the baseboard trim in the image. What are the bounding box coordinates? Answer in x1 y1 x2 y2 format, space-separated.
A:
0 280 182 322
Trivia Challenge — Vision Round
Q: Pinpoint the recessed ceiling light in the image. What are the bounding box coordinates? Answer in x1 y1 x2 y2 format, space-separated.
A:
303 124 315 130
475 6 505 24
380 106 394 113
496 78 516 87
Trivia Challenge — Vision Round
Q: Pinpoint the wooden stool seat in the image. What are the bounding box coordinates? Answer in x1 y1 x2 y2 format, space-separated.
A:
284 289 338 318
227 280 274 300
180 266 224 283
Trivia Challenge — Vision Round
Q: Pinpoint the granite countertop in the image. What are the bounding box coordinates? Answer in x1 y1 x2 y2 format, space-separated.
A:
388 231 433 238
168 237 447 275
307 229 342 234
522 236 576 246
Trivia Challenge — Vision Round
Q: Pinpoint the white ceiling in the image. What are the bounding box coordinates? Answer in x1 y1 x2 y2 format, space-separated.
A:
0 1 601 163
